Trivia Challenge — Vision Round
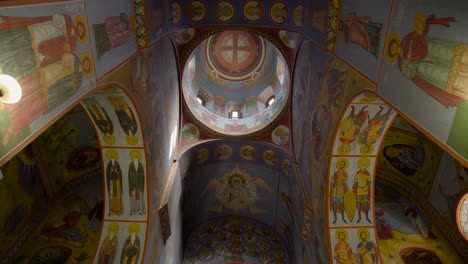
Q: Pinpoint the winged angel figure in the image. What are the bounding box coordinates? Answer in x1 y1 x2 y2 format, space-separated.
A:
202 166 272 214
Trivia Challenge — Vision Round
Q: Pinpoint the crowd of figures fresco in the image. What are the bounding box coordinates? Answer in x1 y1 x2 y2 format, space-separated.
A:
184 216 290 264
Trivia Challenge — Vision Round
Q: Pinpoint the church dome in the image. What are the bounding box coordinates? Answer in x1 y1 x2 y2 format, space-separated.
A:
182 30 290 136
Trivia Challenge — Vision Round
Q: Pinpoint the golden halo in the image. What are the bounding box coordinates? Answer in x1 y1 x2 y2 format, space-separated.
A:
335 229 348 241
128 223 141 234
228 173 246 187
385 33 401 64
80 51 93 79
126 135 139 145
360 144 374 155
129 150 142 160
335 158 349 170
107 223 119 233
106 150 118 160
360 96 378 103
357 157 371 169
338 144 351 155
74 15 88 44
103 135 116 145
357 228 370 242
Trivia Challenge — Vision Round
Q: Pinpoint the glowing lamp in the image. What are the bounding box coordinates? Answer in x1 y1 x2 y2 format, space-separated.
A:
0 74 22 104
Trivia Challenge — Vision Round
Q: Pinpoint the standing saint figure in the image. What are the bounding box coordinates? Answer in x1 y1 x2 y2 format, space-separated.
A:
386 13 468 107
98 223 119 264
356 229 378 264
128 150 145 216
106 150 124 216
353 158 372 223
331 159 349 224
0 14 83 147
93 13 132 59
82 97 115 145
108 96 139 145
120 223 141 264
334 229 355 264
340 12 383 57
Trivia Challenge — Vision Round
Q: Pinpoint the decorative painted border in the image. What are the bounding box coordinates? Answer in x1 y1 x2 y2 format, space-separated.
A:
135 0 147 48
326 0 340 52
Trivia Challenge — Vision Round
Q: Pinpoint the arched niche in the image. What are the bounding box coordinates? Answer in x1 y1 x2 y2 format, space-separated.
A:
0 83 150 264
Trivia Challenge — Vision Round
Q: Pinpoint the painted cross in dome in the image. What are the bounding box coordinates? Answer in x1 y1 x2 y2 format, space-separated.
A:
213 31 258 73
208 30 263 79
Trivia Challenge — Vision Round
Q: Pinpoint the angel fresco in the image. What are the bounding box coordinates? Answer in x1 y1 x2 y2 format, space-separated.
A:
82 97 115 145
358 106 393 155
128 150 145 216
202 167 272 214
386 13 468 108
108 96 139 145
339 12 383 57
106 150 124 216
338 106 368 155
0 14 85 148
93 13 132 60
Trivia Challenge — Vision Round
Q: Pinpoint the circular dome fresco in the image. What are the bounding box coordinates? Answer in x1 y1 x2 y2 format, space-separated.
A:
182 30 290 136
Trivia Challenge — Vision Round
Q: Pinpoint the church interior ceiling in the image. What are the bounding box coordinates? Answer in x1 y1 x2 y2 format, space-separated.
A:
0 0 467 263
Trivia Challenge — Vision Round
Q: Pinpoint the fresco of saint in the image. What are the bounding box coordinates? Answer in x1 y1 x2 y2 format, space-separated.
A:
352 158 372 223
333 229 355 264
0 14 83 147
338 106 368 155
386 13 468 107
203 166 272 214
106 150 124 216
93 13 132 59
331 159 349 224
128 151 145 216
108 96 139 145
356 229 378 264
98 223 119 264
359 106 393 154
383 144 425 176
82 97 115 145
340 12 383 57
120 224 141 264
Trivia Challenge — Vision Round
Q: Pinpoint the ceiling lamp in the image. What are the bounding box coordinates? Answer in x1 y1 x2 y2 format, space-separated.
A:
0 75 22 104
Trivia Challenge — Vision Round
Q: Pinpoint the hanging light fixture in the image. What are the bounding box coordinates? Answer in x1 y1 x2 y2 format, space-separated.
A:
0 74 22 104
